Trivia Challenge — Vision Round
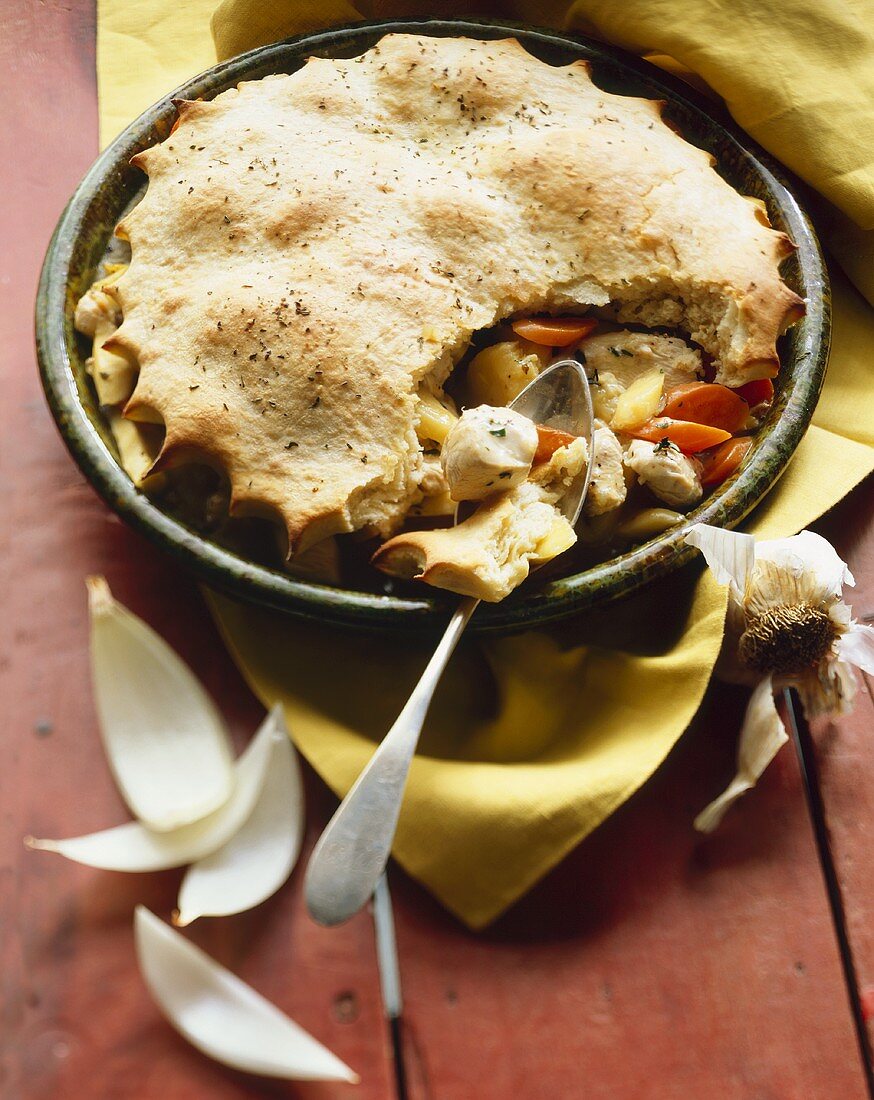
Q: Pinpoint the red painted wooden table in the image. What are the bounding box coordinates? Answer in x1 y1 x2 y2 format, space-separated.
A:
3 5 873 1097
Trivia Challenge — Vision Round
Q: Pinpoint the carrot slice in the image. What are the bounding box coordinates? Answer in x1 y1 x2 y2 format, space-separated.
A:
511 317 598 347
629 417 732 453
699 437 753 486
533 426 577 465
733 378 774 407
660 383 749 433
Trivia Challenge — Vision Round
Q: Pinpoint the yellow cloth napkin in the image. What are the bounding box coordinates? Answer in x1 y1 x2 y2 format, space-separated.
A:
97 0 874 927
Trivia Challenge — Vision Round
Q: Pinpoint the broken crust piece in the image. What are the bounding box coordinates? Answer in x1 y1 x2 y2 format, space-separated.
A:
112 33 802 557
373 439 588 601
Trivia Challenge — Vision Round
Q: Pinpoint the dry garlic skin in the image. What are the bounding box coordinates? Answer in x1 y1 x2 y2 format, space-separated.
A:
441 405 538 501
625 439 703 509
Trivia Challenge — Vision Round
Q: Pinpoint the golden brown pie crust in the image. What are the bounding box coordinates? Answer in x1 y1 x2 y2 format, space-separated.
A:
109 34 802 555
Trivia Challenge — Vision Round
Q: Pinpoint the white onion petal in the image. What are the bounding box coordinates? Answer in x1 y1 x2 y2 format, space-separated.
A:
684 524 755 594
87 576 235 831
26 709 281 871
176 712 304 925
135 907 358 1082
694 675 787 833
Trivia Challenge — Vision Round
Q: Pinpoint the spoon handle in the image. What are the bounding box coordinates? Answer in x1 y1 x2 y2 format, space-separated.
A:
305 596 479 926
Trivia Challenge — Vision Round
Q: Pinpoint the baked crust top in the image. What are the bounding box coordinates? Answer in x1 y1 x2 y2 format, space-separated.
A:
112 33 802 552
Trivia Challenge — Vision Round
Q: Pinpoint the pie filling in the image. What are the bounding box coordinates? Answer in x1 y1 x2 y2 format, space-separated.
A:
76 281 777 601
72 34 802 604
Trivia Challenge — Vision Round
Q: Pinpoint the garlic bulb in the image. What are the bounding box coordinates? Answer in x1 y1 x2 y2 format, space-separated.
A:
686 524 874 831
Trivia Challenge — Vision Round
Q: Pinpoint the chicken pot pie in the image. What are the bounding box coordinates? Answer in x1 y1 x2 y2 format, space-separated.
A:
75 33 803 603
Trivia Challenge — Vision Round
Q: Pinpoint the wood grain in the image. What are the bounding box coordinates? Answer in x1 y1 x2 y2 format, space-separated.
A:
0 3 394 1097
389 663 872 1098
809 480 874 1056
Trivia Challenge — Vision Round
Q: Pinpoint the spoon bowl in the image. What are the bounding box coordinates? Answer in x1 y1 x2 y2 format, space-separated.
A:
513 357 595 526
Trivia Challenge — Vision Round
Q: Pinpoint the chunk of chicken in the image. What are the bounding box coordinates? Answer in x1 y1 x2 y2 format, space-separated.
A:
590 371 626 423
286 536 342 584
407 454 455 518
441 405 538 502
584 423 627 516
624 439 703 509
582 331 703 422
74 283 122 338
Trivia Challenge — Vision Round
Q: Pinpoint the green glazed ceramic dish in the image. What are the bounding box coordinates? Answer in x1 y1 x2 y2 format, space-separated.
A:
36 18 830 635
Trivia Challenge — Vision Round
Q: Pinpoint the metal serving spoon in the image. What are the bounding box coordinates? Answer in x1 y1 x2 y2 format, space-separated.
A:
305 358 594 926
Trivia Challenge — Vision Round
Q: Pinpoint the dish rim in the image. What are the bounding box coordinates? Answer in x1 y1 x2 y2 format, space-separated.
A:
35 16 830 635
